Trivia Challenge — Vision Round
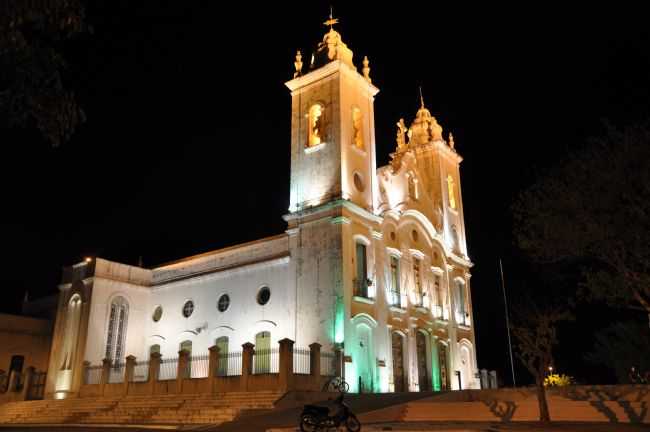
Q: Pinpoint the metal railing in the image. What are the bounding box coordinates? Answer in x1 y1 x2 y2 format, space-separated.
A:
188 354 209 378
389 290 401 307
253 348 279 374
83 365 103 384
293 347 311 374
217 351 242 377
108 362 126 383
353 278 369 298
131 361 149 382
320 351 337 376
158 357 178 381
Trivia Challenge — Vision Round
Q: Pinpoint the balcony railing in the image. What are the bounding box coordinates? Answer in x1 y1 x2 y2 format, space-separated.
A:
456 310 470 326
389 290 401 308
353 278 371 298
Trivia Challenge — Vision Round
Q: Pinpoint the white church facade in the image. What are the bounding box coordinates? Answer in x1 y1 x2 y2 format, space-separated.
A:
45 21 479 399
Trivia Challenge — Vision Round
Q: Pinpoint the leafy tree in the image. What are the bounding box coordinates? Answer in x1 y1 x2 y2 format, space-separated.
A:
513 123 650 316
0 0 88 146
586 321 650 383
512 304 573 422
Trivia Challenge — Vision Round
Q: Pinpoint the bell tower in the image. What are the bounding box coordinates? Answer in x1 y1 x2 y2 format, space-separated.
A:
285 17 379 214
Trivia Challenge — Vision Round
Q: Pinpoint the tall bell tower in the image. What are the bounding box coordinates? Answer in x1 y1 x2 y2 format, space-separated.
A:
284 16 380 349
285 17 379 214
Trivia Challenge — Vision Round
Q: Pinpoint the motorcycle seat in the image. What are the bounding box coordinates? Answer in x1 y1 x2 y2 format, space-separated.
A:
304 405 329 415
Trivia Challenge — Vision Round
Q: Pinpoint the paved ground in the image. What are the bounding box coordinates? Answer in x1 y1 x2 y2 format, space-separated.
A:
1 422 649 431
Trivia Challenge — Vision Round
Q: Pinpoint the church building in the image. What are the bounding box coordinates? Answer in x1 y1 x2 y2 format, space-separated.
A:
45 18 478 399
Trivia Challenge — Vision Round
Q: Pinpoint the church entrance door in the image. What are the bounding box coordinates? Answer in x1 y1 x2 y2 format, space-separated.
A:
391 332 405 392
437 342 450 390
416 331 430 391
356 324 373 393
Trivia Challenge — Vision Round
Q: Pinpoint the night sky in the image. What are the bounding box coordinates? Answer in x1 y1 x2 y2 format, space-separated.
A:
2 2 649 384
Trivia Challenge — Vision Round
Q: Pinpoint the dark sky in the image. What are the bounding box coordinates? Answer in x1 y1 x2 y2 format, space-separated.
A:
2 2 649 384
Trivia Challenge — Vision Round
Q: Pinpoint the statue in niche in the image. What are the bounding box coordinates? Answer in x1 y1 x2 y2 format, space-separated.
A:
352 108 364 150
396 118 407 150
308 104 323 147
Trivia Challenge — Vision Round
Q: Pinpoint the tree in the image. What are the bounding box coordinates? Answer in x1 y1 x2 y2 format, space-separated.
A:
586 321 650 383
511 304 573 422
512 123 650 316
0 0 88 147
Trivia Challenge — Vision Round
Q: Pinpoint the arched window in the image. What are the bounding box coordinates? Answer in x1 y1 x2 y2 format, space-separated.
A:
451 225 460 253
352 107 364 150
355 242 368 298
308 104 324 147
105 296 128 364
254 331 271 374
454 280 468 326
389 255 401 307
215 336 229 376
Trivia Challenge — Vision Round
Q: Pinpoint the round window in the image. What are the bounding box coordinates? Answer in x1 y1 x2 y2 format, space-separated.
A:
217 294 230 312
257 286 271 305
353 172 365 192
152 306 163 322
182 300 194 318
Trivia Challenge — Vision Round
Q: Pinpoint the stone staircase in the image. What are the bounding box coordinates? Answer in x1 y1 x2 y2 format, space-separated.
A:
0 391 283 425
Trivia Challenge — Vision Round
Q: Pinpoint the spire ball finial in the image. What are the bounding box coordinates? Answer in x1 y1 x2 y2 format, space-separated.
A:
362 56 371 83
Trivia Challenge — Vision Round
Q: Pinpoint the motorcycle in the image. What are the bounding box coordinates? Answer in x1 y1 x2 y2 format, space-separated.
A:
300 392 361 431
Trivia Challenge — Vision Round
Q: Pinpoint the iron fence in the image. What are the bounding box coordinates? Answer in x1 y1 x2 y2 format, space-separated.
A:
158 357 178 381
131 361 149 382
108 362 125 383
188 354 209 378
217 351 242 377
293 347 311 374
320 351 337 376
84 364 103 384
253 348 279 374
0 372 8 392
27 371 46 400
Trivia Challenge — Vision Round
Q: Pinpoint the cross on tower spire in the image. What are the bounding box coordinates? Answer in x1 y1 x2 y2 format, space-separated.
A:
323 6 339 30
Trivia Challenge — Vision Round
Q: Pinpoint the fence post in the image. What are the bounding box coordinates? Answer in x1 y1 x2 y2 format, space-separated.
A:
82 361 90 385
241 342 254 391
279 338 294 391
149 352 161 394
334 348 344 379
208 345 220 379
309 343 321 391
177 350 190 392
125 355 136 395
101 358 111 396
19 367 34 401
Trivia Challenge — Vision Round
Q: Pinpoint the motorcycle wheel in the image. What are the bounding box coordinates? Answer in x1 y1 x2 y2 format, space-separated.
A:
345 414 361 432
300 414 317 432
340 381 350 393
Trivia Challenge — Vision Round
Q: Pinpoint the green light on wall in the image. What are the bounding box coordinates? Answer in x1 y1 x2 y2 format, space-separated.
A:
432 344 441 391
334 295 344 343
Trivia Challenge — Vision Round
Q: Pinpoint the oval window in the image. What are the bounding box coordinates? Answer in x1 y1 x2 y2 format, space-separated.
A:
217 294 230 312
182 300 194 318
353 172 365 192
257 286 271 305
152 306 163 322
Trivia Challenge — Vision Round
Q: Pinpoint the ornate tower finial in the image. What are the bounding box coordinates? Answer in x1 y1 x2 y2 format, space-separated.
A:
293 50 303 78
323 6 339 31
362 56 371 83
419 86 425 109
448 132 455 149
